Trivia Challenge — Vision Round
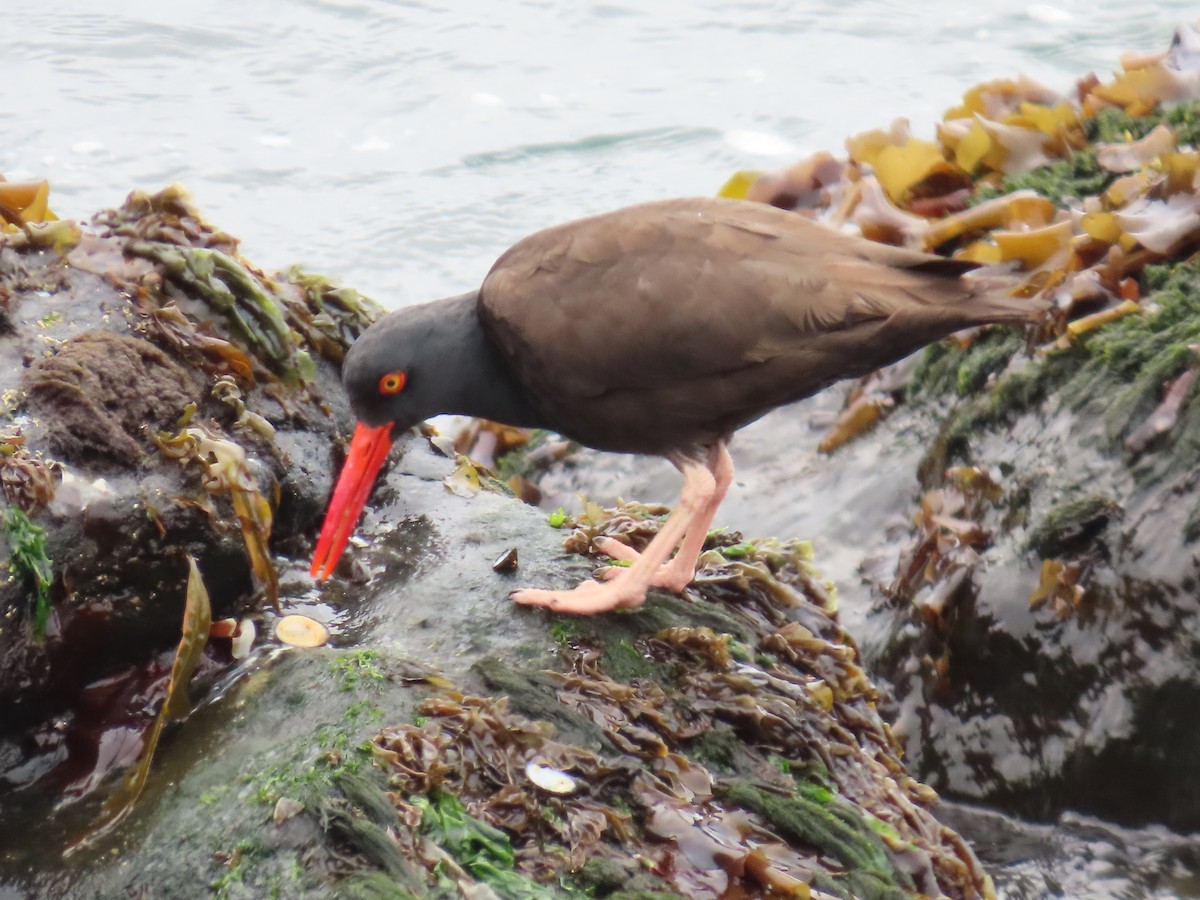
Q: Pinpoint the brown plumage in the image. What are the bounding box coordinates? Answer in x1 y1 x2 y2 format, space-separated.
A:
479 197 1028 453
313 196 1036 614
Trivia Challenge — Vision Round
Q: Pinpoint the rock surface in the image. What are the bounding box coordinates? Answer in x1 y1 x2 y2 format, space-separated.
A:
0 186 372 740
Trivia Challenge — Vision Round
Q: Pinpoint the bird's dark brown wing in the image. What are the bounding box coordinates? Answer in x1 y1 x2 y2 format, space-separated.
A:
479 197 1014 406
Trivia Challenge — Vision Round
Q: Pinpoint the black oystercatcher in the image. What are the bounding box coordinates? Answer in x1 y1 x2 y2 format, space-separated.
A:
311 197 1035 614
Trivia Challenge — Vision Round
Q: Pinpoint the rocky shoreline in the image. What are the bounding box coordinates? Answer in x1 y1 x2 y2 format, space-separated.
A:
4 23 1200 900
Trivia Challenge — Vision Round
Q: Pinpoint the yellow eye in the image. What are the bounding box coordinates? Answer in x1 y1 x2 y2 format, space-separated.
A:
378 371 407 395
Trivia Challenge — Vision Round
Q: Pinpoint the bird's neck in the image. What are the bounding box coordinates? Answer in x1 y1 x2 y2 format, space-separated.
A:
437 292 544 428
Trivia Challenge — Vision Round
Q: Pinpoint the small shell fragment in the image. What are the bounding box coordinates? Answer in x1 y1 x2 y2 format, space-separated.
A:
273 796 304 825
525 760 578 795
275 614 329 648
230 618 257 659
428 433 456 458
492 548 519 573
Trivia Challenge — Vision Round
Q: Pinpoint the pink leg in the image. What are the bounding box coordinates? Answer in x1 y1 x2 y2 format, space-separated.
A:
596 441 734 591
649 441 734 590
512 456 716 614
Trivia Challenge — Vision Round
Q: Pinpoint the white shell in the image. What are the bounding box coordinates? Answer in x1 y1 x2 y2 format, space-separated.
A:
525 760 578 795
231 619 257 659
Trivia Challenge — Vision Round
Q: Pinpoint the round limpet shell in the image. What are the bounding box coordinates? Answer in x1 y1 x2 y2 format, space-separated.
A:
275 614 329 648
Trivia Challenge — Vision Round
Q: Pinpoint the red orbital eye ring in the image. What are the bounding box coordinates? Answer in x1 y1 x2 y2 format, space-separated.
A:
378 371 406 395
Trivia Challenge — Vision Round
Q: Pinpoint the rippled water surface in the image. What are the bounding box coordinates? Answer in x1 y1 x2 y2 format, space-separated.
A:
5 1 1196 307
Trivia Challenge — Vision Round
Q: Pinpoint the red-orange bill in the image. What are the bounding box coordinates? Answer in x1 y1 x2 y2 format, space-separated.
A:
310 421 395 580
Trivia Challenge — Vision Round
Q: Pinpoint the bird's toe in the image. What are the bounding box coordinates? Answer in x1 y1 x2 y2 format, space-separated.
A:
594 536 641 562
511 580 645 615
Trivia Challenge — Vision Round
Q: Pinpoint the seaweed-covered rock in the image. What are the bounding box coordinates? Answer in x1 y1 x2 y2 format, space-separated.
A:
863 251 1200 832
6 459 992 898
0 184 375 766
0 189 990 899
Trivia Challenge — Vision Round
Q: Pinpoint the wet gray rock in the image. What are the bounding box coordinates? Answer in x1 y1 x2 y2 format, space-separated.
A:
866 382 1200 833
2 442 591 898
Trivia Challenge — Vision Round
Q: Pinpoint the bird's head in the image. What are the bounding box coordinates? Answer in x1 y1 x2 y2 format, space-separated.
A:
339 315 430 431
310 301 460 580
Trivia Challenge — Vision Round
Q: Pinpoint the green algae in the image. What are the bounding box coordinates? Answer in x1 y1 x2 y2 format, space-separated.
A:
571 858 674 896
2 506 52 636
179 652 432 900
223 673 418 897
912 330 1025 399
335 771 403 826
319 776 428 892
1071 260 1200 444
688 725 743 771
717 541 757 559
335 872 424 900
413 790 557 900
957 333 1024 395
1027 494 1123 559
975 150 1112 207
212 838 268 899
472 657 610 750
251 654 395 807
971 101 1200 207
492 429 559 482
1085 100 1200 146
915 252 1200 481
961 101 1200 214
1051 255 1200 460
598 638 665 682
252 728 375 807
1163 100 1200 146
721 781 912 900
1086 106 1165 144
332 649 388 692
549 619 580 648
1184 506 1200 544
612 591 752 643
533 589 749 684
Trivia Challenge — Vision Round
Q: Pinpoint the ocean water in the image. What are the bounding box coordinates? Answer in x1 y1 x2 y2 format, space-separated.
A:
4 1 1196 309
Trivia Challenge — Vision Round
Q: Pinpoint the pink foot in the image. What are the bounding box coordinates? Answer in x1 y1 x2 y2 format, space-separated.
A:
511 578 647 615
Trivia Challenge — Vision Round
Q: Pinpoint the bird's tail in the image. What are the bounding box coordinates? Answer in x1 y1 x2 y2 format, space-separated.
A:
959 268 1048 324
